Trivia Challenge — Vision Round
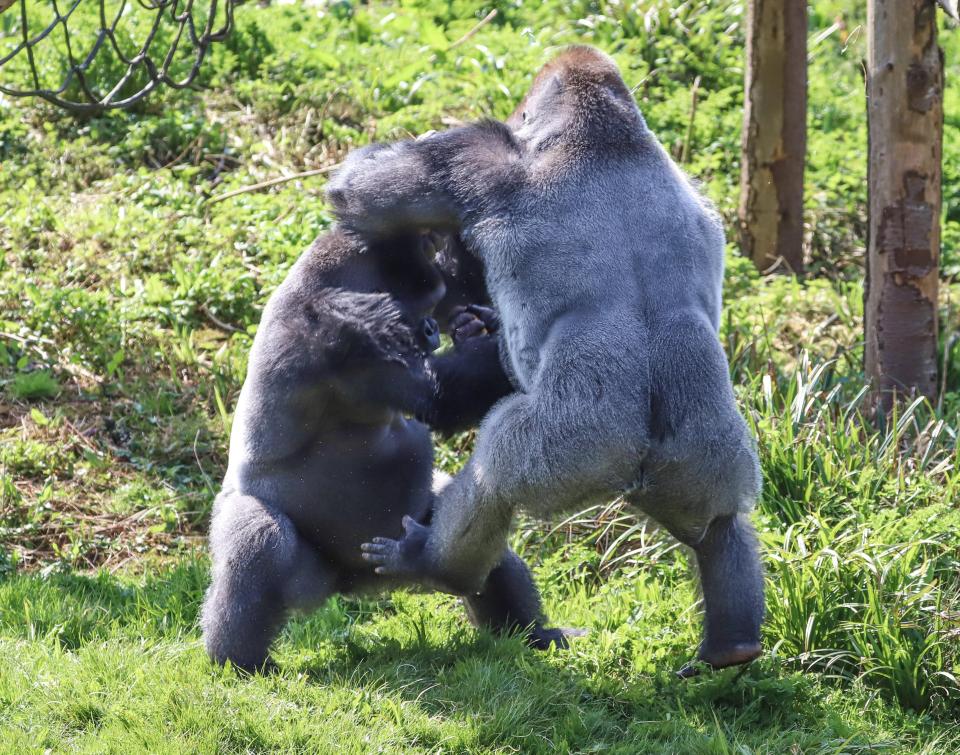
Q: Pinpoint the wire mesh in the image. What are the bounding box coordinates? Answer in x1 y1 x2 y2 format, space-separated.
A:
0 0 243 113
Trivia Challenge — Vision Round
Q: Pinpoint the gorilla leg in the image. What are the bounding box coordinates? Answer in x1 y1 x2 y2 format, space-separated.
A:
463 548 566 650
428 471 564 649
691 514 764 669
636 316 763 673
201 493 333 672
631 461 764 674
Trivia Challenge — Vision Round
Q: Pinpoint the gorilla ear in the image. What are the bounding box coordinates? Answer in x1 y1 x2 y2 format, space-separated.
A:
510 72 563 128
532 72 563 105
599 71 634 105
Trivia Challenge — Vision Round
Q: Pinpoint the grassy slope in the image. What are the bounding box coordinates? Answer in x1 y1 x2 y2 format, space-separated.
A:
1 0 959 751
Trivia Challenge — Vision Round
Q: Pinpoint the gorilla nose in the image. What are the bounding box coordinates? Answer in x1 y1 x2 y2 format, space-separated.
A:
418 317 441 353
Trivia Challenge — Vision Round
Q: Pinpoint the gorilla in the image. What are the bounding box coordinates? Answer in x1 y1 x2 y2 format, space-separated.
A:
326 45 765 674
200 227 563 672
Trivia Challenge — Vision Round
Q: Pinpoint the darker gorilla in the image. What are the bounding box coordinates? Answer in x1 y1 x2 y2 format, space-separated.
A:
328 45 765 674
200 227 562 672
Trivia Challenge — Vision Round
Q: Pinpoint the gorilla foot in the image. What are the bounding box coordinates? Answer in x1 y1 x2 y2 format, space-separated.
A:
527 625 569 651
526 625 588 651
701 641 762 669
676 642 762 679
362 516 489 595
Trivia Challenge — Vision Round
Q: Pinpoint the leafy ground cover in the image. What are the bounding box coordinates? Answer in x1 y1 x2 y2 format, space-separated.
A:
1 1 959 751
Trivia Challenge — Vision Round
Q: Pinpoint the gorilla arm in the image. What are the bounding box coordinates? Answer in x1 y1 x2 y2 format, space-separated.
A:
326 121 523 240
311 289 438 418
423 306 514 437
364 331 641 595
424 337 513 436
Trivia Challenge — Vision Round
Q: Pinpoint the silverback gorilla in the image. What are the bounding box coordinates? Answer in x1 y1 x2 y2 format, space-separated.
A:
200 228 562 672
327 46 764 673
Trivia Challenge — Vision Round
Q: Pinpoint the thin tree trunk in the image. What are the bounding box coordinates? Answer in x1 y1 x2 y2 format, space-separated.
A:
865 0 943 410
738 0 807 274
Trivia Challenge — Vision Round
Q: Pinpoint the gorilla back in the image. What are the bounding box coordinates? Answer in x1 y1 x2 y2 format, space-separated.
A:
201 227 561 672
331 46 764 674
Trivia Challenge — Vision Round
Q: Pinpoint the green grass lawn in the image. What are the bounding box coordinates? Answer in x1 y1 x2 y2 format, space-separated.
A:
1 0 959 751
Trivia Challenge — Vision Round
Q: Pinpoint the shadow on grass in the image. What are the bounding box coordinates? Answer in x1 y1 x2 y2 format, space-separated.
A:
288 617 836 748
0 560 891 750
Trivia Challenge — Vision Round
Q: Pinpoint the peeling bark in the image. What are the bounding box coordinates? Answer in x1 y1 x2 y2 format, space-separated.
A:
738 0 807 274
865 0 943 410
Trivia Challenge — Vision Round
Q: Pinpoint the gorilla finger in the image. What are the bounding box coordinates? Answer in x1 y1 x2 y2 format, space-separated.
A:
465 304 497 320
450 311 480 332
361 539 394 551
466 305 500 332
454 320 486 342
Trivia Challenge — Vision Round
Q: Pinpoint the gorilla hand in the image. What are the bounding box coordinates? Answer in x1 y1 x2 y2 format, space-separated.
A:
449 304 501 345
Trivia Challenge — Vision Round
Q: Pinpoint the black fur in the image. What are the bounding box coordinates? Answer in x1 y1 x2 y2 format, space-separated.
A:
200 227 562 672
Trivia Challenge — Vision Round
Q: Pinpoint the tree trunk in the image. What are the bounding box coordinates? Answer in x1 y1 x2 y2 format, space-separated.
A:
738 0 807 274
865 0 943 410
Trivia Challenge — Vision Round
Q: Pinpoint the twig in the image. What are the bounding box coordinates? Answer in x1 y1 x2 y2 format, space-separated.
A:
812 313 840 338
206 13 498 208
679 75 700 164
193 428 216 496
200 304 244 334
62 418 103 456
206 163 341 205
447 9 498 51
0 331 55 347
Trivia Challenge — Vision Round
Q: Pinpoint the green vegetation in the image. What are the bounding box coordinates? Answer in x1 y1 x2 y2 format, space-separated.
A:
1 1 958 751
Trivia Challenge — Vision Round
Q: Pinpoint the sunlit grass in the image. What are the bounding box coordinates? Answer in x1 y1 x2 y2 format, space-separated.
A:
1 0 959 750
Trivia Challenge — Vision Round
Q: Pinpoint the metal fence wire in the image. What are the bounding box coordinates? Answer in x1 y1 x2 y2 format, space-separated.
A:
0 0 243 113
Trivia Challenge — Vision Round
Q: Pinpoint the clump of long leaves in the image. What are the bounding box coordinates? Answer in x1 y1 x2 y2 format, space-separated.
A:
766 514 958 713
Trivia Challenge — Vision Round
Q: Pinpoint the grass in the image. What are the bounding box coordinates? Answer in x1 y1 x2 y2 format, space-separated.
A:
1 0 959 751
